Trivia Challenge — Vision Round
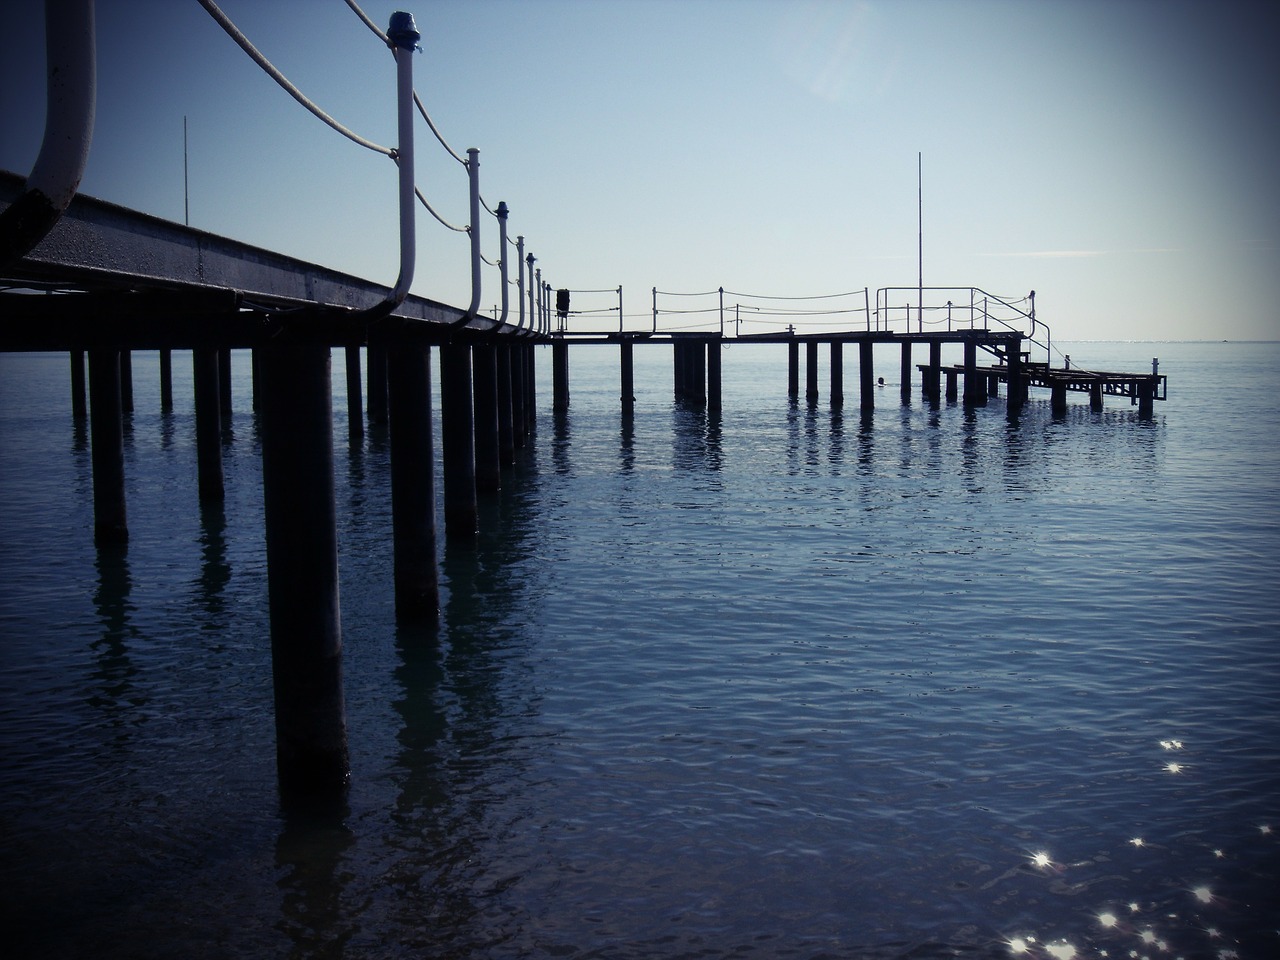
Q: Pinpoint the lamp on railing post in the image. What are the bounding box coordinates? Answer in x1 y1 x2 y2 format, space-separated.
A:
617 285 623 335
947 300 952 331
718 287 724 337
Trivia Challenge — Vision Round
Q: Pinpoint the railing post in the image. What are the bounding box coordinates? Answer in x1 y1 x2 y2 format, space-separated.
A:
465 148 481 319
496 202 510 325
515 235 526 331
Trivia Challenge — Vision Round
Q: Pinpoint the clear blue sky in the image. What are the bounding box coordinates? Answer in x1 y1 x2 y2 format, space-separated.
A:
3 0 1277 340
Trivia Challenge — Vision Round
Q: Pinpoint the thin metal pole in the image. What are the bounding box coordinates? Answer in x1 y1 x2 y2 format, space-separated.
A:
917 151 923 329
465 148 481 319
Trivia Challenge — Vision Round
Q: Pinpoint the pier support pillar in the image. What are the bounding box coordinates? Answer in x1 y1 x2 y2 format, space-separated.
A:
367 342 388 425
511 343 527 448
497 343 515 465
706 339 721 410
345 345 364 441
859 339 874 409
552 340 570 411
830 342 844 408
620 339 635 411
690 340 706 403
963 340 985 407
219 347 232 416
945 369 958 403
988 373 1000 398
1006 340 1024 414
927 341 942 403
1090 382 1103 412
70 349 87 419
1051 381 1068 416
899 341 912 404
119 350 133 414
193 347 225 502
473 343 501 493
1137 379 1154 420
159 349 173 412
440 342 477 539
259 342 349 796
387 342 439 620
524 344 537 435
787 341 799 399
806 341 819 403
88 348 128 544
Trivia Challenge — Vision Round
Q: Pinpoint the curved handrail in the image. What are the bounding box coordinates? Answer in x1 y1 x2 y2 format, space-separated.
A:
0 0 96 271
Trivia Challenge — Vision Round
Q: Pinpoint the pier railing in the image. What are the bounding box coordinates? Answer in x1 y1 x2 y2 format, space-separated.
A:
555 285 1050 357
875 286 1050 362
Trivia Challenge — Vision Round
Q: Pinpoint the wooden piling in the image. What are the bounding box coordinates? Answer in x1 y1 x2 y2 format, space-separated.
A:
259 342 349 796
806 341 819 403
510 343 527 448
927 341 942 403
472 343 501 493
219 347 232 416
620 338 635 411
497 343 515 464
1090 381 1103 412
859 339 874 409
787 341 799 399
524 344 537 435
830 341 844 408
1051 381 1068 416
387 342 439 620
899 341 912 404
119 349 133 414
344 344 364 441
193 347 225 502
1137 378 1154 419
70 349 86 419
88 348 128 544
707 338 721 411
945 369 958 403
552 340 570 411
440 342 477 539
366 342 388 425
689 340 706 403
1007 337 1024 412
963 339 985 407
159 348 173 412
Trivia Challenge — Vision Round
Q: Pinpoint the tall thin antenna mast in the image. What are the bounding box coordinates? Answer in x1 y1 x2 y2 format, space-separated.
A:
917 151 922 328
183 115 189 226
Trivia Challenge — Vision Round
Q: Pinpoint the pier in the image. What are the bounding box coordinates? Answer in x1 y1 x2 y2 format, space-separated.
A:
1 2 1166 800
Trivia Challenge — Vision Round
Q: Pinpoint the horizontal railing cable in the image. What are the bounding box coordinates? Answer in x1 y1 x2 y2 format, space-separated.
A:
723 288 863 301
344 0 388 44
197 0 394 157
415 187 468 232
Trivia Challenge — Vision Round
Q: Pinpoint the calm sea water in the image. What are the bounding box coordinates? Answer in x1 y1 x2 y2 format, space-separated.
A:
1 339 1278 959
